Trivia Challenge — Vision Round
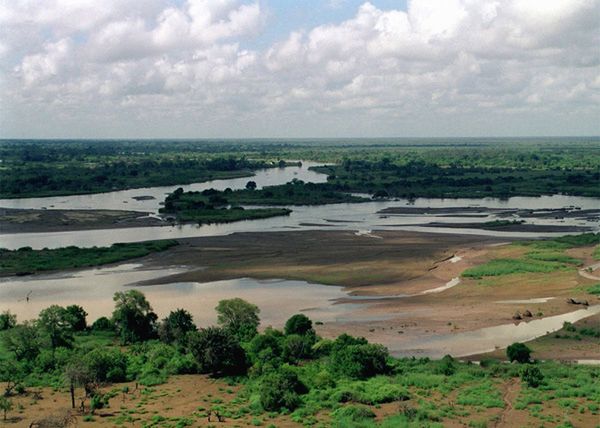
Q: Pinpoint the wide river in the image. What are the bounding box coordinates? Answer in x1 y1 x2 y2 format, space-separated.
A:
1 162 599 357
0 162 598 249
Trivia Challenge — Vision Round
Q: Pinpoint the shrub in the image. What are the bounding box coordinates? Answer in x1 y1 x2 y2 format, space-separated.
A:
507 343 531 363
83 348 127 382
521 365 544 388
259 368 307 411
282 334 314 363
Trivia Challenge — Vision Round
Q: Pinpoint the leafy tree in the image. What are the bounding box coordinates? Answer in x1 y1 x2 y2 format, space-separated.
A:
0 360 25 396
521 365 544 388
215 298 260 342
248 328 284 369
158 309 196 345
259 367 307 411
187 327 248 376
0 397 12 421
112 290 158 343
38 305 74 351
64 305 88 332
2 322 41 361
0 311 16 331
284 314 314 336
246 180 257 190
507 342 532 364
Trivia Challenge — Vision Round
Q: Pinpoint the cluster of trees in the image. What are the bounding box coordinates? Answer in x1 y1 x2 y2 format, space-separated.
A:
316 158 600 198
0 292 394 418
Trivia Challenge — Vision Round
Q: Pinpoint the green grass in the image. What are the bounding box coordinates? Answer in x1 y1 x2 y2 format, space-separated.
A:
462 258 573 278
462 233 597 279
0 240 178 275
587 284 600 295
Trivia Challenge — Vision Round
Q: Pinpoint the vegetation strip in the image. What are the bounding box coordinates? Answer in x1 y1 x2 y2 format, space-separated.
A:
0 240 178 276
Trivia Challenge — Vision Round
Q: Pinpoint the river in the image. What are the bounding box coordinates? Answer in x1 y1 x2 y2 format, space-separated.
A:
1 162 599 357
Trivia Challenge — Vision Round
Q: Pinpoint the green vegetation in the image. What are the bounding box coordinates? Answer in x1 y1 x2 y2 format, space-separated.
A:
587 284 600 295
0 240 178 275
159 180 365 224
4 138 598 199
1 293 598 426
462 233 597 278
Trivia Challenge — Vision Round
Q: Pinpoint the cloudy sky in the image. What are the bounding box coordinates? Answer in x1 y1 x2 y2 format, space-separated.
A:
0 0 598 138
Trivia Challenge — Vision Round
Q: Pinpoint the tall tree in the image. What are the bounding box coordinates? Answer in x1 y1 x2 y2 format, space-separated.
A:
112 290 157 344
215 298 260 342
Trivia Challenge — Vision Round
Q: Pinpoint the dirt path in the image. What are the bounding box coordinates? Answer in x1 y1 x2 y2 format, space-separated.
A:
579 261 600 281
494 378 521 428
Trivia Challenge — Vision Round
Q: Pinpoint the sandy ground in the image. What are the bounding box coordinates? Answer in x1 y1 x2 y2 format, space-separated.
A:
138 231 599 360
5 372 598 427
0 208 165 233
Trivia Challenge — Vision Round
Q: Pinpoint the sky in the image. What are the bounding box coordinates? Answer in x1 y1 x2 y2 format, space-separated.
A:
0 0 599 139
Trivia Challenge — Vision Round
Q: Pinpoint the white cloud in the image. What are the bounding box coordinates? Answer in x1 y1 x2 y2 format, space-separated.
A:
0 0 598 138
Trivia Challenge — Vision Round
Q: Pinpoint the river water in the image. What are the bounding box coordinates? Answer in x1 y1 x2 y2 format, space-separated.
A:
1 162 599 357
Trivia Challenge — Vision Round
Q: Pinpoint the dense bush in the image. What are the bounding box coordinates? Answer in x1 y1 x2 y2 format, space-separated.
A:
0 311 16 331
259 367 307 411
83 348 127 382
187 327 248 376
91 317 115 332
330 339 389 379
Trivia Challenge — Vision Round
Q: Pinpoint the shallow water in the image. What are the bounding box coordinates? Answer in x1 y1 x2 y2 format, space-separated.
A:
391 305 600 358
0 264 355 326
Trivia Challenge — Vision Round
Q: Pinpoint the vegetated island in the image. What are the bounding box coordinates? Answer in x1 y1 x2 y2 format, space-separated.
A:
0 240 178 276
0 292 598 427
159 179 367 225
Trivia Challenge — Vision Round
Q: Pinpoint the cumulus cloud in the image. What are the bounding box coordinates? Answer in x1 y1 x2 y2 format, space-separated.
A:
0 0 598 138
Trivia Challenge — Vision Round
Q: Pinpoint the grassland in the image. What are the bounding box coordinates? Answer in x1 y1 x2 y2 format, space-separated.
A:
462 233 598 279
0 240 178 275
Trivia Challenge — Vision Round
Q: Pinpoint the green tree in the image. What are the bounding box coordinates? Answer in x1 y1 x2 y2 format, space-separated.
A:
38 305 74 352
2 322 41 361
284 314 314 336
0 311 16 331
215 298 260 341
158 308 196 345
246 180 257 190
64 305 88 332
112 290 158 343
0 360 25 396
0 396 12 421
83 348 127 383
187 327 247 376
507 342 532 364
